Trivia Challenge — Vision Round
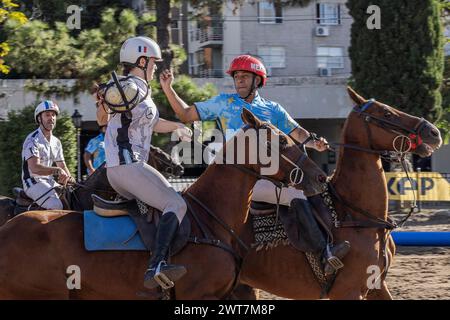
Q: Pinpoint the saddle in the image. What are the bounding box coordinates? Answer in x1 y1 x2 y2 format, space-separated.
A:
249 198 349 296
12 186 70 216
12 187 43 215
91 194 191 256
249 200 330 253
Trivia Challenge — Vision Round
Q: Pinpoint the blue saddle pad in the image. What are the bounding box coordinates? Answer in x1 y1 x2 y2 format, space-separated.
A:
84 210 147 251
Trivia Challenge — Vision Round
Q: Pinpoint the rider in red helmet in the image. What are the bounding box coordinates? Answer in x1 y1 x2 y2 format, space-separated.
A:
160 55 350 275
226 55 268 99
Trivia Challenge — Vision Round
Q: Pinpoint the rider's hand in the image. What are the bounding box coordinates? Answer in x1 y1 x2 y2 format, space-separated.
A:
174 125 192 142
160 69 174 91
67 176 76 185
55 168 70 185
312 136 329 152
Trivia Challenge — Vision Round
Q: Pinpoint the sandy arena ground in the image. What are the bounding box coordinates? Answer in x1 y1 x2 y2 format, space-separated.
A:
258 208 450 300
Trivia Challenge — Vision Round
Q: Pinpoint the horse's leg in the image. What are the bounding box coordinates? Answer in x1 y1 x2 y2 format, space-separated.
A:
228 284 259 300
172 245 237 300
366 281 393 300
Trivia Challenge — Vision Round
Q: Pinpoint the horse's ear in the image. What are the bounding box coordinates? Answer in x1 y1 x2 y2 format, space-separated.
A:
347 87 366 105
241 108 263 128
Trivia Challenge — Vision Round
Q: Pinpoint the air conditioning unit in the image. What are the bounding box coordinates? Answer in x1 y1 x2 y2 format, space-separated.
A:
315 26 330 36
318 67 332 77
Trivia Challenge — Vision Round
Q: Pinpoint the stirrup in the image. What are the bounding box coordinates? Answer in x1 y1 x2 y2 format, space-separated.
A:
325 245 344 270
153 261 175 290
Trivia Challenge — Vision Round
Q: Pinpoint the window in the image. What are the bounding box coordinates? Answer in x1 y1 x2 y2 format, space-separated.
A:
258 0 282 24
317 47 344 69
316 3 341 25
257 46 286 68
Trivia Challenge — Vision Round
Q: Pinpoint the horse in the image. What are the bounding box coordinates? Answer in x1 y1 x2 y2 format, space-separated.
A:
236 87 442 300
0 108 327 299
0 144 184 227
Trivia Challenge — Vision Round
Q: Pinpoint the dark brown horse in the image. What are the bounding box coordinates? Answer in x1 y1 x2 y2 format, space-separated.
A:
0 109 326 299
237 87 442 300
0 145 184 227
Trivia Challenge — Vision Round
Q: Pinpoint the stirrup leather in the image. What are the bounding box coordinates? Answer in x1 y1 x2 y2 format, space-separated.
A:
152 261 175 290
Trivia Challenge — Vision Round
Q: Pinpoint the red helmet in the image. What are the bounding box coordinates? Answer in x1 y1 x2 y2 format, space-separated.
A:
226 55 267 87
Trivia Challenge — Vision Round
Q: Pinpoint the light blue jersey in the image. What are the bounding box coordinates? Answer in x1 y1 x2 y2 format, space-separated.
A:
195 92 299 140
85 133 105 173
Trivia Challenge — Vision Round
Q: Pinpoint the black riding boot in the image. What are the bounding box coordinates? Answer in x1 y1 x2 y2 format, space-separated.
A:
143 212 187 289
290 198 350 276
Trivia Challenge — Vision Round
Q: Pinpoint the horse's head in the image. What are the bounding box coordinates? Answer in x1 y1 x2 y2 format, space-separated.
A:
149 145 184 178
218 108 327 196
346 87 442 157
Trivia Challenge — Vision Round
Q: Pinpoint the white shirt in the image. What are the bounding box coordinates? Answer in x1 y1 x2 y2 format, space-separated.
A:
21 127 64 188
105 77 159 167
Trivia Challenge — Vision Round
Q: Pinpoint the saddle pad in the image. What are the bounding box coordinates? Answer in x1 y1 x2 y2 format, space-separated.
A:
84 210 147 251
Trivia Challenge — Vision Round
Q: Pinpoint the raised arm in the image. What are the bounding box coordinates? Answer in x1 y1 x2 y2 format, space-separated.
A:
160 69 200 123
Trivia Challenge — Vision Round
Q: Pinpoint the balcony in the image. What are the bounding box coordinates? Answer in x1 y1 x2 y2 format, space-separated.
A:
199 68 224 78
190 26 223 48
190 65 224 78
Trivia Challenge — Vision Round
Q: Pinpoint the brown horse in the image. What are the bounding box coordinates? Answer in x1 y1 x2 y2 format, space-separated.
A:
0 145 184 227
237 87 442 300
0 109 326 299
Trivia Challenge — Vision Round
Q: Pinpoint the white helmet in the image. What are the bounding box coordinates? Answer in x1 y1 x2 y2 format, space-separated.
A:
34 100 60 124
120 36 162 66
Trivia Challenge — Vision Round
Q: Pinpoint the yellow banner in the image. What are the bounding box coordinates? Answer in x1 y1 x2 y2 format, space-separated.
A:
385 172 450 201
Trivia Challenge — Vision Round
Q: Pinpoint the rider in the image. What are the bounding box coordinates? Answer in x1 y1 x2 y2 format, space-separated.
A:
161 55 350 275
83 124 106 176
96 36 192 289
21 100 74 210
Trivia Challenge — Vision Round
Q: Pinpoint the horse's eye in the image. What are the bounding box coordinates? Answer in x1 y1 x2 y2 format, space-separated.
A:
384 111 393 118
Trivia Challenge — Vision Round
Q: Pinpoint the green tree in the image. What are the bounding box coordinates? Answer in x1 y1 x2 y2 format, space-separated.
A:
347 0 444 123
0 105 76 197
3 8 146 96
0 0 28 74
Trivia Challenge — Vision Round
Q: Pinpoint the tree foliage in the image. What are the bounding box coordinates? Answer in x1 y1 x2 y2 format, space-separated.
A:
0 106 76 197
0 0 28 74
347 0 444 124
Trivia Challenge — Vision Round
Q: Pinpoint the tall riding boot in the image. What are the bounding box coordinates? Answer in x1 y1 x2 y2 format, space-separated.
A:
143 212 187 289
291 198 350 276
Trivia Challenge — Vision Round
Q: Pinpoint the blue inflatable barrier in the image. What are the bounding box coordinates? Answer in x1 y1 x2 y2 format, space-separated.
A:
391 231 450 246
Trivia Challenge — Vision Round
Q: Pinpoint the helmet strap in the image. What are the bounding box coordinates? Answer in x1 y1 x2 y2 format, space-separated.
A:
38 114 54 133
135 57 150 83
236 74 257 101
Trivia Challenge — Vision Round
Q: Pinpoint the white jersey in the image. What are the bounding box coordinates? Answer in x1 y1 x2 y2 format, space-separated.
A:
105 77 159 167
21 127 64 189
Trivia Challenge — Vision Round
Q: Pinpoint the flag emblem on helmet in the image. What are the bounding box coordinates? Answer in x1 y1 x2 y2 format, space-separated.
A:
138 46 147 53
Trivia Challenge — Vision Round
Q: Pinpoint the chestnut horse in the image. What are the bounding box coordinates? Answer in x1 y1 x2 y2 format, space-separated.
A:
237 87 442 300
0 109 326 299
0 145 184 227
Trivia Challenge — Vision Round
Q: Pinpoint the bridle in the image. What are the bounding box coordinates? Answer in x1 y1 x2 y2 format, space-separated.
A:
328 99 428 230
149 147 184 178
226 123 309 190
330 99 426 158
